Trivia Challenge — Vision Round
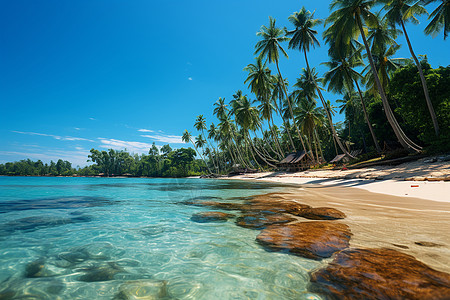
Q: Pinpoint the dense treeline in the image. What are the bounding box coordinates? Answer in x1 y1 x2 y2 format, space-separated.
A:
182 1 450 173
0 144 207 177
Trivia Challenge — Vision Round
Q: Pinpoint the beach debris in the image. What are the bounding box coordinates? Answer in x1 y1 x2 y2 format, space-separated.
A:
190 212 234 223
391 243 409 249
113 279 170 299
235 213 296 229
415 241 444 247
296 207 346 220
309 248 450 299
256 222 352 260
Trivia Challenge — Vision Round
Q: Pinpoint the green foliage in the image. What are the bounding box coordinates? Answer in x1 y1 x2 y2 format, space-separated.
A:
0 159 74 176
389 63 450 150
0 145 206 178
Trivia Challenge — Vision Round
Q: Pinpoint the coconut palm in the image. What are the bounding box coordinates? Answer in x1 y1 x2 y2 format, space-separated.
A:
195 115 219 173
287 6 353 158
255 17 310 156
294 99 326 162
244 58 285 158
323 41 382 152
231 93 276 168
421 0 450 39
182 130 212 174
382 0 439 136
270 75 296 151
326 0 421 152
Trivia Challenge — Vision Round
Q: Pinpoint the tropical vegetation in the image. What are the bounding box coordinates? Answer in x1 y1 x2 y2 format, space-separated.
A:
182 1 449 174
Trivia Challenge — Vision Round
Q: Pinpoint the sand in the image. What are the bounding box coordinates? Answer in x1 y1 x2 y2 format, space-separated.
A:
223 159 450 272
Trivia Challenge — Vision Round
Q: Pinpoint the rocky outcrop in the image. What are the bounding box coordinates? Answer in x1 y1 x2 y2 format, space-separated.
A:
309 248 450 299
235 213 296 229
256 222 352 260
297 207 346 220
190 212 234 223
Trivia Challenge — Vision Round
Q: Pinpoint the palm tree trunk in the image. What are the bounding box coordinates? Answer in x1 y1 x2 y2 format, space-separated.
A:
304 51 354 158
275 60 313 160
354 79 382 153
190 138 213 174
400 18 439 136
314 128 324 162
356 13 421 153
248 135 276 168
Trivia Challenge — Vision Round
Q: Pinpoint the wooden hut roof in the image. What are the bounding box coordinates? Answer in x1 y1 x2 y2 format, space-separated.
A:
279 151 307 164
330 154 346 163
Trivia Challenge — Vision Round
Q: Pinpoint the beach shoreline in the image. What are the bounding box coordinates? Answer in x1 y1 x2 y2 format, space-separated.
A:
223 159 450 203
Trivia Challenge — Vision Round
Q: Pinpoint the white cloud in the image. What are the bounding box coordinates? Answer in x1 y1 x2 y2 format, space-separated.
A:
12 131 95 142
98 138 154 153
89 117 96 120
188 77 193 81
74 127 81 130
141 134 184 144
138 128 154 133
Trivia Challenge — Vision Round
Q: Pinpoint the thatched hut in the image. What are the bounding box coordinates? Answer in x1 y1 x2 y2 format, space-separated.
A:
277 151 312 171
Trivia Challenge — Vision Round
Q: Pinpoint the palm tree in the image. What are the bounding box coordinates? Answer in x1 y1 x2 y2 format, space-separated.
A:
270 74 296 151
326 0 421 153
231 93 276 168
244 58 285 159
287 6 353 158
182 130 212 174
382 0 439 136
255 16 310 156
421 0 450 39
294 98 326 162
322 41 382 152
195 115 219 173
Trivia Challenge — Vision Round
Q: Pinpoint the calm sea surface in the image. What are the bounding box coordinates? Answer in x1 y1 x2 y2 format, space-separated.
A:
0 177 324 299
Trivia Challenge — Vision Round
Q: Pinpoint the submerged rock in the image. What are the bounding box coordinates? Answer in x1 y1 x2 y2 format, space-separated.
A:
114 279 169 300
191 212 234 223
246 198 310 215
78 262 124 282
256 222 352 260
180 200 245 211
297 207 346 220
309 248 450 299
236 213 296 229
24 258 55 278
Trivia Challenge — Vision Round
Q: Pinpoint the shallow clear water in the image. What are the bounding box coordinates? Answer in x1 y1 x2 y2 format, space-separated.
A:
0 177 324 299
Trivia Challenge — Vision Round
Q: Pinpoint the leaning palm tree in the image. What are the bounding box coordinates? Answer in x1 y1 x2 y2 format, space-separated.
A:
287 6 353 158
182 130 212 174
382 0 439 136
195 115 219 173
270 74 296 151
326 0 421 153
294 98 326 162
322 41 382 152
244 58 285 158
255 16 309 156
421 0 450 39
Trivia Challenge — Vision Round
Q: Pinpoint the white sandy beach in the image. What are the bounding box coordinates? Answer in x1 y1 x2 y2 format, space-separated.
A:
229 158 450 203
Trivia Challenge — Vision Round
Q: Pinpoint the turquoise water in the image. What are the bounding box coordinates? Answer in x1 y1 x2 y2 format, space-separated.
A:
0 177 323 299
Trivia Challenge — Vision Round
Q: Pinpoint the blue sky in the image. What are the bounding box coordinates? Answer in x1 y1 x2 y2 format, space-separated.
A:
1 0 448 167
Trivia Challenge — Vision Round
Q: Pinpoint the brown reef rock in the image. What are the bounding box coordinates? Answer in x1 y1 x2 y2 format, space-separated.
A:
297 207 346 220
190 212 234 223
235 213 296 229
309 248 450 299
256 222 352 260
